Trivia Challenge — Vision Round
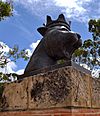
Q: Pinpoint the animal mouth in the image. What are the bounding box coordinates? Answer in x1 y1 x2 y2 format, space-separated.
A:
64 41 79 60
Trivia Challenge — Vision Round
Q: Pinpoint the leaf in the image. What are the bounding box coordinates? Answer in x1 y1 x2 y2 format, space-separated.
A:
82 50 88 57
2 74 9 80
0 1 13 21
98 48 100 56
73 48 84 57
83 39 93 48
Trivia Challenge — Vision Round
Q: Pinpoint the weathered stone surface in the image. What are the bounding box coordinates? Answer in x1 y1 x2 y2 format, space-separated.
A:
90 78 100 108
28 66 91 109
1 79 28 111
28 72 71 109
0 66 100 111
68 69 91 107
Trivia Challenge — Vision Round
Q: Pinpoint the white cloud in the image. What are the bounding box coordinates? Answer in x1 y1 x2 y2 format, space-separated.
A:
55 0 81 8
13 0 100 22
16 69 24 75
0 40 40 77
2 0 100 23
30 40 40 51
0 61 17 74
25 49 32 57
53 0 96 22
1 0 6 2
79 63 100 78
0 42 10 53
80 63 90 70
13 9 20 16
26 40 40 57
15 40 40 75
7 61 16 73
0 42 17 74
92 68 100 78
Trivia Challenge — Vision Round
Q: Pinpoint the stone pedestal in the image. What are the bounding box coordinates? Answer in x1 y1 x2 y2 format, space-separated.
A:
0 66 100 116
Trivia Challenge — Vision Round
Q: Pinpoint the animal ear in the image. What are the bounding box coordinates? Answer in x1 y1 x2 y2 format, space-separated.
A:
37 27 48 36
76 33 81 39
69 21 71 26
46 15 52 25
57 14 66 22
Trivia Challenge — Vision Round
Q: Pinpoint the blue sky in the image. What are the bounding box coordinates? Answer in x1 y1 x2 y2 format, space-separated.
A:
0 0 100 74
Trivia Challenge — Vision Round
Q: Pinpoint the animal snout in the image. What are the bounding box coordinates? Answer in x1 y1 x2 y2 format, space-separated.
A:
73 33 82 48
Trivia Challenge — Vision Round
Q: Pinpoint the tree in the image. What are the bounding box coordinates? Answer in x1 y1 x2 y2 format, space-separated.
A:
73 19 100 76
0 1 30 81
0 1 30 97
89 19 100 37
0 43 29 81
0 0 13 21
0 43 29 100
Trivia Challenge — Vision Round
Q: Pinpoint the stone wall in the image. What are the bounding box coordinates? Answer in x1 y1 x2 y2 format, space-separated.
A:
0 66 100 115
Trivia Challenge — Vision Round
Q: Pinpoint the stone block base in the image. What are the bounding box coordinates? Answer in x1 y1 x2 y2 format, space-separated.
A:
0 66 100 115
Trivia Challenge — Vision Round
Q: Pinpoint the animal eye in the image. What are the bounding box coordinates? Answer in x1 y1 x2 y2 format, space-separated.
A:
61 28 67 31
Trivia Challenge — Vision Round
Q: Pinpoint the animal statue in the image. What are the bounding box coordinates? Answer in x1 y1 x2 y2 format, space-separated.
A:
24 14 82 76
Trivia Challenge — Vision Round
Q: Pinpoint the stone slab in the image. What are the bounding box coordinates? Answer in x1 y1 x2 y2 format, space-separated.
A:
28 66 91 109
1 79 28 111
0 66 100 111
90 78 100 108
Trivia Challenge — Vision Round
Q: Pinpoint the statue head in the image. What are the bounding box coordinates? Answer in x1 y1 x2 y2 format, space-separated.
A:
37 14 82 60
37 14 71 36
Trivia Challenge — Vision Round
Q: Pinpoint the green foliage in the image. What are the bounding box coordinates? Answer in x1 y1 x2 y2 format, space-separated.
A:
0 43 29 81
0 1 13 21
83 39 93 48
73 19 100 71
0 1 29 81
73 40 100 69
88 19 100 37
8 45 29 62
57 19 100 73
